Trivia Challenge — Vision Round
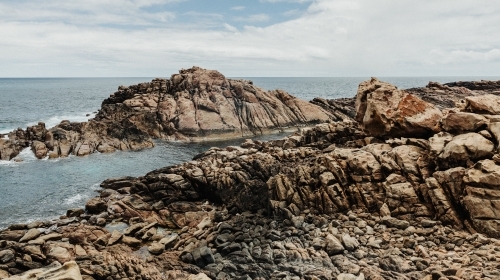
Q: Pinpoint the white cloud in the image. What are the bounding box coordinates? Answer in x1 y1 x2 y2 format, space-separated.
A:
283 9 300 16
224 23 238 32
233 13 270 22
231 6 245 11
1 0 500 77
260 0 312 3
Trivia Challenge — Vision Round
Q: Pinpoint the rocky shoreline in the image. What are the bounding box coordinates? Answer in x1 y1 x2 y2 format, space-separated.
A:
0 67 340 161
2 78 500 279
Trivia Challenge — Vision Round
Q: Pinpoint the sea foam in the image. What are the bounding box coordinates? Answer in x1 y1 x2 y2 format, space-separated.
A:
26 112 96 128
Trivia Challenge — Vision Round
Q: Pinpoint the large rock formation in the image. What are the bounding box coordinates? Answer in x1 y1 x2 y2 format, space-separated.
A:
355 78 442 138
0 67 338 161
3 78 500 279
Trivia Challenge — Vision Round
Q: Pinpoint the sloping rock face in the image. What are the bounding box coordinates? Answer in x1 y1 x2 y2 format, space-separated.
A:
0 67 337 161
98 67 335 141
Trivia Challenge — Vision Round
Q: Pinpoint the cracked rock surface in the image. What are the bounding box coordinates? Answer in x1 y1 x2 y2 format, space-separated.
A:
2 77 500 279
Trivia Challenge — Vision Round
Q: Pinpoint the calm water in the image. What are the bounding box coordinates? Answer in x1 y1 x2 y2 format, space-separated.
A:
1 76 499 229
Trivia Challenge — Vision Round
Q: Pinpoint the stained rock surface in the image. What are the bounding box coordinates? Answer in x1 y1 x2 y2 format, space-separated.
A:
0 67 337 161
2 78 500 279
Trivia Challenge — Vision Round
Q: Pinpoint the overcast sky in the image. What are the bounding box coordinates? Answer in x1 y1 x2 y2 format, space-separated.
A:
1 0 499 77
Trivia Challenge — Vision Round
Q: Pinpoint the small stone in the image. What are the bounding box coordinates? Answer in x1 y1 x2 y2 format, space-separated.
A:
121 236 141 247
380 203 391 217
0 250 14 264
421 219 438 228
381 216 410 229
341 234 359 251
107 230 123 246
148 242 165 255
160 234 179 249
325 234 344 255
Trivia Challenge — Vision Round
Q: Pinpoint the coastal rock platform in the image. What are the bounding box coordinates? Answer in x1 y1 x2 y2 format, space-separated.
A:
2 78 500 279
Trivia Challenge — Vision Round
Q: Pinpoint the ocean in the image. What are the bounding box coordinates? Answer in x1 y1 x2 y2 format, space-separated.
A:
1 76 498 229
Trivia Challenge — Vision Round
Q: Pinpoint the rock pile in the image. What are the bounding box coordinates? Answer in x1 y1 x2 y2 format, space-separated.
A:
2 77 500 279
0 67 338 161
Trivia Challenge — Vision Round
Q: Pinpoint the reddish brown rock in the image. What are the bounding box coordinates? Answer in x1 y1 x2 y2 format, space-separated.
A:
355 78 442 138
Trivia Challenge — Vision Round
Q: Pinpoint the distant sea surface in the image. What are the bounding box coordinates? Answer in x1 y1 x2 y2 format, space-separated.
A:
1 76 499 229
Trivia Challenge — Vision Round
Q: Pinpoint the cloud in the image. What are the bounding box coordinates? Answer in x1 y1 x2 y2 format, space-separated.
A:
283 9 301 16
223 23 238 32
231 6 245 11
1 0 500 77
233 13 270 22
260 0 312 3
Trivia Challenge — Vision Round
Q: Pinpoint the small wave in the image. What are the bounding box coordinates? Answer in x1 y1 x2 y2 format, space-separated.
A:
26 112 96 129
12 147 37 162
0 159 17 166
0 112 96 135
63 194 85 205
0 147 36 165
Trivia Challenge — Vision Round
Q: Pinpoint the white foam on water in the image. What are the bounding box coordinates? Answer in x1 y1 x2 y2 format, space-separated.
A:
0 147 37 165
63 194 85 205
26 112 96 129
0 159 17 166
13 147 37 162
0 112 96 138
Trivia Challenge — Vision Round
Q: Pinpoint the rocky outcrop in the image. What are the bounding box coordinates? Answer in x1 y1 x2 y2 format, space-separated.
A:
4 78 500 279
355 78 442 138
1 67 339 161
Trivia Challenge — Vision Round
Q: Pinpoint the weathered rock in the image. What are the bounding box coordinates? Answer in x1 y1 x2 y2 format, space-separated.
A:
191 246 215 268
19 229 41 243
1 67 340 161
355 78 442 138
438 133 494 167
85 197 107 214
5 261 82 280
381 216 410 229
441 111 489 133
46 245 72 264
465 94 500 114
463 159 500 237
147 242 164 255
121 236 141 247
325 234 344 255
0 250 14 264
107 230 123 246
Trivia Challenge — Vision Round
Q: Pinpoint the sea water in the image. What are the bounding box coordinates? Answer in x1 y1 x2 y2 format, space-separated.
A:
1 76 498 229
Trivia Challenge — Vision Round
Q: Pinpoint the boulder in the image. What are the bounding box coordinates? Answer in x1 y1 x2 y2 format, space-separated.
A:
355 78 442 138
438 133 494 167
465 94 500 114
46 245 72 264
463 160 500 237
85 197 107 214
441 112 488 133
19 229 41 243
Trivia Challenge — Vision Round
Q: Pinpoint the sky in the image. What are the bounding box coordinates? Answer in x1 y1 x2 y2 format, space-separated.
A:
0 0 500 77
